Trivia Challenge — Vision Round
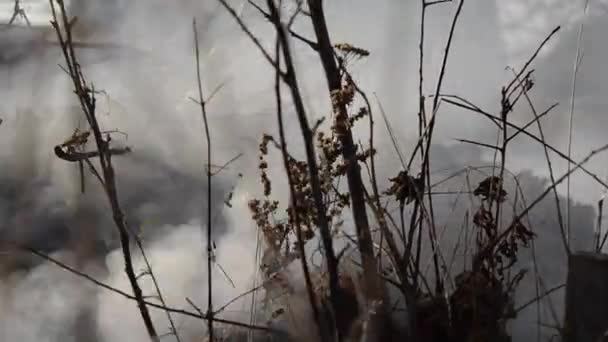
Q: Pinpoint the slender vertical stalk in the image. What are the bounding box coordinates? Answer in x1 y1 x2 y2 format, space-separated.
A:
271 21 327 341
193 19 214 341
49 1 159 340
419 0 465 294
133 234 182 342
266 2 336 338
306 0 382 298
567 0 590 248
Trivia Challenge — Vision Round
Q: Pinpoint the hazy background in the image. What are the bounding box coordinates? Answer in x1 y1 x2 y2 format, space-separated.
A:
0 0 606 341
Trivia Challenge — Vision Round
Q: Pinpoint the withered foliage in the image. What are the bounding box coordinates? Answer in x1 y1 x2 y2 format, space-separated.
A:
471 177 535 277
246 65 380 333
241 9 542 339
473 176 507 203
334 42 370 61
385 171 424 205
28 0 564 340
414 175 536 342
248 117 366 263
451 176 534 342
244 45 540 342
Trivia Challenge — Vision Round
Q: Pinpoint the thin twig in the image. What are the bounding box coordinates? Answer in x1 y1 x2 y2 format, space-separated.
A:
425 0 452 6
15 242 273 332
456 138 501 151
514 283 565 315
420 0 465 295
132 232 183 342
49 1 159 339
306 1 387 336
216 0 282 74
193 19 215 340
214 283 266 315
266 2 331 339
504 26 561 94
484 143 608 256
567 0 590 247
374 93 406 169
443 98 608 190
247 0 319 51
508 67 569 255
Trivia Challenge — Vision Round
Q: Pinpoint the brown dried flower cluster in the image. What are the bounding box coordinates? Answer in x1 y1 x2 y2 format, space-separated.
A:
248 113 374 265
334 42 370 59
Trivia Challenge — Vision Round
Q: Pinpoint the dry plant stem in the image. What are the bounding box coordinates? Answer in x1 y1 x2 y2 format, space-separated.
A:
503 26 561 94
8 0 31 26
269 11 328 340
418 0 465 294
531 232 542 342
493 90 509 241
513 283 566 315
512 70 569 255
193 19 215 341
267 0 342 325
132 233 182 342
348 75 417 316
214 283 265 316
597 199 605 251
567 0 589 246
375 94 406 168
269 6 341 315
212 1 283 335
426 0 452 5
15 243 273 333
306 0 384 309
216 0 281 72
483 143 608 257
443 98 608 190
49 1 158 340
342 68 410 297
415 0 448 137
506 103 558 142
247 0 319 51
337 70 410 299
344 69 415 322
516 183 543 342
354 85 410 288
417 0 428 136
468 23 564 265
538 278 562 332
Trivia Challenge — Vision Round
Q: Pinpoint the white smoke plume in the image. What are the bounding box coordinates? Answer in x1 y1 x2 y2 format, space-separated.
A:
0 0 606 341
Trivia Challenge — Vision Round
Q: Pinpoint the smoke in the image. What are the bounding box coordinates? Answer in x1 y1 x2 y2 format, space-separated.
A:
0 0 606 341
0 0 268 341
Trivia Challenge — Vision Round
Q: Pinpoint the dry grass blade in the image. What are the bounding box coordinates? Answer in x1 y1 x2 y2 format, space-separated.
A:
508 67 569 255
456 138 501 151
504 26 561 94
487 143 608 256
514 283 565 315
443 98 608 191
567 0 590 247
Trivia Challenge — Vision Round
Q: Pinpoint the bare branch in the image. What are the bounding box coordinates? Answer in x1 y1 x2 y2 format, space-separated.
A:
193 18 215 341
15 242 273 333
49 0 159 339
216 0 283 73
